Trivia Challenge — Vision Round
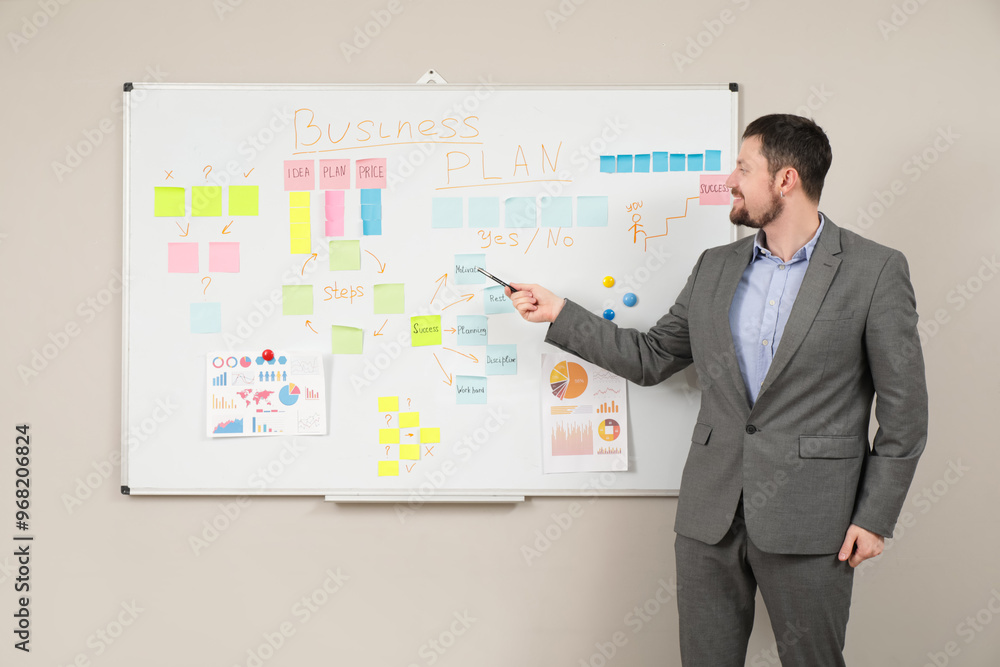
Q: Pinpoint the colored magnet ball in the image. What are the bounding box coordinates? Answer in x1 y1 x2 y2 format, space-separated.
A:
603 309 616 321
602 276 615 288
623 293 638 307
262 349 274 361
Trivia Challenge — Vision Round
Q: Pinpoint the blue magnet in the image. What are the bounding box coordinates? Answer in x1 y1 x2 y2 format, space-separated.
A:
623 293 637 307
603 309 615 321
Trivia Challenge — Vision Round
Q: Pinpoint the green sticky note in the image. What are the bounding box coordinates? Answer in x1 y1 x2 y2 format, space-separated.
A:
191 186 223 216
154 187 185 216
374 283 405 314
330 240 361 271
228 186 259 216
410 315 442 347
331 325 363 354
282 285 313 316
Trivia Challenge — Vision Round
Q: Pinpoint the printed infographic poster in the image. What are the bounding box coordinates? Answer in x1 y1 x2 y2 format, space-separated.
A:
206 351 327 437
541 353 628 473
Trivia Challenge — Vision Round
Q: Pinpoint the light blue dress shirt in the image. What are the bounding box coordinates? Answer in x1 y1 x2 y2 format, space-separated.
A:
729 215 825 405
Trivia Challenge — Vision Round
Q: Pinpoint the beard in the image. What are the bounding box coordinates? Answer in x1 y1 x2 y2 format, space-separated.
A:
730 188 784 229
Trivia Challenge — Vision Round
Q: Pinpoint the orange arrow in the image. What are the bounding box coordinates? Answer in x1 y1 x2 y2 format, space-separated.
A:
374 319 388 336
444 347 479 363
222 220 234 234
430 273 447 304
301 253 317 276
442 294 474 311
175 221 189 237
364 250 386 273
305 320 318 334
433 353 453 386
444 327 457 334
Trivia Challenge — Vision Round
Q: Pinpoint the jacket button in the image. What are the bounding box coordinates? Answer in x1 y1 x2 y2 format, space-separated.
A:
745 425 757 434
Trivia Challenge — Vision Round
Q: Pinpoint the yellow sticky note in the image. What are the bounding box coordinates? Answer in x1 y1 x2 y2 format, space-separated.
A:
411 315 442 347
154 187 185 216
399 412 419 428
290 192 310 207
378 461 399 476
229 185 259 216
290 238 312 254
290 207 310 223
379 429 399 445
378 396 399 412
399 444 420 460
290 223 311 239
420 428 441 443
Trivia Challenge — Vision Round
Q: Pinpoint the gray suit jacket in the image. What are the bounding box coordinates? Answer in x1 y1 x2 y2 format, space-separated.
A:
545 216 928 554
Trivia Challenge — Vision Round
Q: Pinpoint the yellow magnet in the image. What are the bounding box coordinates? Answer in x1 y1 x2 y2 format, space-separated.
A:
603 276 615 287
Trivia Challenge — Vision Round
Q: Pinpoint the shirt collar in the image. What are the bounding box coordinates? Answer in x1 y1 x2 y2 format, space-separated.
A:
752 213 825 263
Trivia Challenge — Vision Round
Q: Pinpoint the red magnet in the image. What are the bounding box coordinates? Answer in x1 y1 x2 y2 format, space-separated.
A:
262 349 274 361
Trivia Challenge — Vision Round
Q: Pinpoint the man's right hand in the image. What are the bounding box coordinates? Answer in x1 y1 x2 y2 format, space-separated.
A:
506 283 565 324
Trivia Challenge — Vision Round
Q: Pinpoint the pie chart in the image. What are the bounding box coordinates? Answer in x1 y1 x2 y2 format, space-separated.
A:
598 419 621 441
239 356 252 368
279 383 301 406
550 361 588 400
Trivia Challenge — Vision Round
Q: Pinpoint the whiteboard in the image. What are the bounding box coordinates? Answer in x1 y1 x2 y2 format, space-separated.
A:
122 83 738 497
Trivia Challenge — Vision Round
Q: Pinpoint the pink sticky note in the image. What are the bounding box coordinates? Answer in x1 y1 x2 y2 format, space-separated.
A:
320 159 351 189
699 175 731 205
325 190 345 207
284 160 315 191
209 242 240 273
326 208 345 237
355 158 387 189
167 242 199 273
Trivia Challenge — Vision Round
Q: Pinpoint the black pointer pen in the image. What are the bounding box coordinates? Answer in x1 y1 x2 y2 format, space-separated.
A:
476 267 518 293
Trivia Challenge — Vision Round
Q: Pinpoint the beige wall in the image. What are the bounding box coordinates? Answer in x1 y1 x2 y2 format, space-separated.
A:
3 0 998 664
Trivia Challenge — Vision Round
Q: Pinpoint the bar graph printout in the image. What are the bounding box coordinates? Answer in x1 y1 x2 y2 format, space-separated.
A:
541 353 628 474
206 351 327 437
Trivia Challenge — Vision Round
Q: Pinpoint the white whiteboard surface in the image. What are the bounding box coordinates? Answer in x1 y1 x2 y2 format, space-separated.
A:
122 83 737 496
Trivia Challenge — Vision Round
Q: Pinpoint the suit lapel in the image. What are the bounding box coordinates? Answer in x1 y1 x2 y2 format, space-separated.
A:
755 217 843 403
714 238 755 410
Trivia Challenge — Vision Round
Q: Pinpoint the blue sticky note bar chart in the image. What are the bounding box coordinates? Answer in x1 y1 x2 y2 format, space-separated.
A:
600 156 616 173
705 150 722 171
633 154 651 172
652 152 670 172
670 154 687 171
688 154 704 171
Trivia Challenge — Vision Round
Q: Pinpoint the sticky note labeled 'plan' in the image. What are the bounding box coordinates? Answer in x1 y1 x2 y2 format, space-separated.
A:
484 285 516 315
456 376 487 405
373 283 405 314
399 444 420 460
154 187 185 216
331 325 363 354
285 160 314 191
454 254 486 285
411 315 442 347
456 315 488 346
356 158 387 189
378 460 399 477
319 159 350 189
167 242 199 273
228 186 259 216
190 302 222 334
191 186 223 217
378 396 399 412
699 174 731 205
282 285 313 316
208 242 239 273
485 344 517 375
329 240 361 271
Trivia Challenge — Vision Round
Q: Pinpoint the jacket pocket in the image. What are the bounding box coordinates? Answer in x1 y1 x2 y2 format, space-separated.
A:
813 309 854 321
691 422 713 446
799 435 863 459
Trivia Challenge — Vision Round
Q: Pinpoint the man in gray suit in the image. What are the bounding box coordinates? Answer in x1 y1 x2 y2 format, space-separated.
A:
508 114 928 666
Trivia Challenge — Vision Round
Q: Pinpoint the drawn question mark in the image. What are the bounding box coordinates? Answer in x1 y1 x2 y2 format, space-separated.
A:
202 277 211 295
385 446 390 456
203 165 212 179
385 414 391 425
407 398 411 408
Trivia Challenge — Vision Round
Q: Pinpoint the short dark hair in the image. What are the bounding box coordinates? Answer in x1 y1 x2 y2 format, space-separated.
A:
743 114 832 202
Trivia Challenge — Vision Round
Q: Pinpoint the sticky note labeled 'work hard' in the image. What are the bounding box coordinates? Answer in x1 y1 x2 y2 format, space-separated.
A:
410 316 442 347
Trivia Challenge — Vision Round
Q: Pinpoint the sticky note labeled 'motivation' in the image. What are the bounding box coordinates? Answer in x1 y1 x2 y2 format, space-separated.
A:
456 376 487 405
454 254 486 285
410 315 442 347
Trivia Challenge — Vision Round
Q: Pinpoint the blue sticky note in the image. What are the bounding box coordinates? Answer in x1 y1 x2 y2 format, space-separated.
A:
616 155 633 173
484 285 516 314
600 156 616 173
577 196 609 228
456 315 488 346
670 154 687 171
190 302 221 333
456 375 487 405
540 196 572 228
688 154 704 171
705 150 722 171
455 254 486 285
361 203 382 220
504 197 537 228
634 154 651 172
360 189 381 205
652 152 670 172
432 198 463 228
485 344 517 375
363 219 382 235
469 197 499 228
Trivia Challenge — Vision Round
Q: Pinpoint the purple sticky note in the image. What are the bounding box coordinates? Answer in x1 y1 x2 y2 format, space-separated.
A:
208 242 240 273
356 158 387 189
699 175 731 205
320 159 351 189
284 160 315 191
167 242 199 273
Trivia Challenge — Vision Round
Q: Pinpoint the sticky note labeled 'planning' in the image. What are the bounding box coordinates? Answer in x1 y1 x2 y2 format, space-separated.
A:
331 325 363 354
411 315 442 347
456 315 488 346
484 286 516 315
485 344 517 375
456 376 487 405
